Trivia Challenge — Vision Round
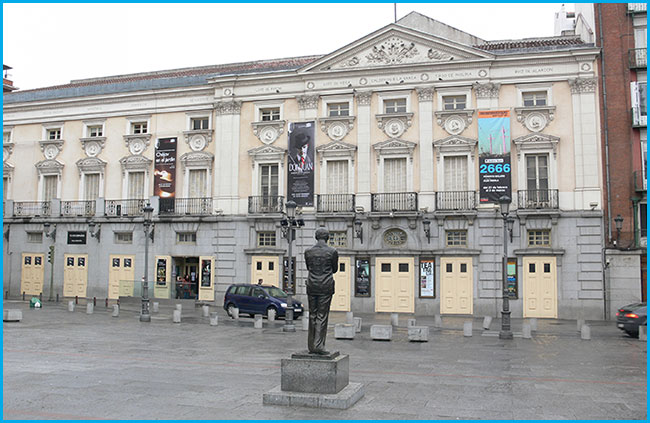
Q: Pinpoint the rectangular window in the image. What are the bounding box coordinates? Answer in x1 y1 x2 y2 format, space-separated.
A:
640 203 647 239
384 157 406 192
327 231 348 248
127 172 145 199
641 130 647 188
176 232 197 244
398 263 409 272
443 95 466 110
384 98 407 114
191 117 209 130
47 128 61 140
328 102 350 117
446 230 468 247
260 108 280 121
114 232 133 244
188 169 208 198
131 122 148 134
381 263 391 272
256 261 262 271
443 155 468 191
43 175 58 201
523 91 547 107
3 177 8 201
27 232 43 243
526 154 549 191
88 125 103 137
257 231 276 247
260 164 279 197
528 229 551 247
327 160 348 194
84 173 100 201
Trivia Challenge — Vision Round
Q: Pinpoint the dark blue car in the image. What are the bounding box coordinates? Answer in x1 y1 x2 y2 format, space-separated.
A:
223 284 303 319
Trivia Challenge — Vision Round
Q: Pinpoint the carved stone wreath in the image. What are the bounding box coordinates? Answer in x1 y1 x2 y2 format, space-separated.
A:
376 113 413 139
251 120 286 145
435 110 474 136
366 37 419 65
123 134 152 156
514 107 556 133
318 116 355 141
39 139 64 160
79 137 106 157
3 142 14 162
183 130 213 152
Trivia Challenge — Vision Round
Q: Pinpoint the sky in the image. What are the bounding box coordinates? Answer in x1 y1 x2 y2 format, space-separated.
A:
3 3 572 91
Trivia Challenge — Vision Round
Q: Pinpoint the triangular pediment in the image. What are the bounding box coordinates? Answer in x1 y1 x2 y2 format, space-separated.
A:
513 133 560 156
300 25 492 73
433 135 478 148
247 145 286 155
316 140 357 153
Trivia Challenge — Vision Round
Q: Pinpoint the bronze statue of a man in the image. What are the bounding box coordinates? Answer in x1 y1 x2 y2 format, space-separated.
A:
304 228 339 355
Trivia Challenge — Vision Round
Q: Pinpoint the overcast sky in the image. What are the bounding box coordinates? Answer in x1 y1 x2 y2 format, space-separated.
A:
3 3 571 91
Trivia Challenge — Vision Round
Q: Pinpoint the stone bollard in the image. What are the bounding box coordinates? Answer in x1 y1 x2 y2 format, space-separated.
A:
153 302 159 313
176 304 182 312
639 326 647 341
68 301 75 312
173 309 181 323
301 314 309 331
434 314 442 328
254 314 263 329
529 318 538 332
112 305 119 317
580 324 591 340
3 309 22 322
391 313 399 327
370 325 392 341
202 305 209 317
86 303 94 314
522 323 532 339
346 311 354 324
463 321 472 337
353 317 362 333
209 312 219 326
334 323 355 339
407 318 416 328
483 316 492 330
577 319 585 332
232 307 239 320
408 326 429 342
268 308 276 322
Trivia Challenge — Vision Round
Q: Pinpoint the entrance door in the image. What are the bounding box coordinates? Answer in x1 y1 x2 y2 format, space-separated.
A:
523 256 557 318
331 257 351 311
251 256 280 287
154 255 172 299
375 257 415 313
108 255 135 299
63 254 88 298
440 257 473 315
198 256 215 301
21 253 45 296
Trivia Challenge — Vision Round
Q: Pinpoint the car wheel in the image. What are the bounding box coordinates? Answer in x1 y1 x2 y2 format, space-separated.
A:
226 304 235 318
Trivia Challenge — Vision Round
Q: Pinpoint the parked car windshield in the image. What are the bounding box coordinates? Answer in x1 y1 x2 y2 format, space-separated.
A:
266 286 287 299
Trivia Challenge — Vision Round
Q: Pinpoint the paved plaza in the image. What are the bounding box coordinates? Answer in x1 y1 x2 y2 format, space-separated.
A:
2 299 647 420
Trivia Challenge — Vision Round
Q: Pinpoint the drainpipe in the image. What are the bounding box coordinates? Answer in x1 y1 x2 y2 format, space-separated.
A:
598 4 613 242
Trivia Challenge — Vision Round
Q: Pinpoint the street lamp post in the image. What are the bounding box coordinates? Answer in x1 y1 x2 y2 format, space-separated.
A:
498 195 513 340
140 202 154 323
281 200 304 332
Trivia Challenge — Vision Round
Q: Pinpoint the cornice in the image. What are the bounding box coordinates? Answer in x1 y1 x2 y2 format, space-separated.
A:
512 133 560 158
180 151 214 169
316 140 357 165
372 138 417 163
433 135 478 161
76 157 107 175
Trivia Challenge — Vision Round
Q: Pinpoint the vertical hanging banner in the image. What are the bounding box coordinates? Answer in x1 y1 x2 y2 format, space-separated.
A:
154 137 177 210
478 111 512 203
287 122 315 207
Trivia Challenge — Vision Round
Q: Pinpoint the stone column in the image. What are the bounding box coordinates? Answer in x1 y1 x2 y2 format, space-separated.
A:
214 100 242 214
417 87 435 211
355 91 373 211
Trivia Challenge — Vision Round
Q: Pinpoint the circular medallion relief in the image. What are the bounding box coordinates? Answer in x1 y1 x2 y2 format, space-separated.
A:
580 63 591 72
224 88 232 96
306 82 315 90
85 141 101 157
444 115 465 135
384 118 405 138
327 122 348 141
189 134 207 151
129 139 146 156
420 73 429 81
359 78 368 86
43 145 59 160
259 126 279 145
524 112 548 133
383 228 407 246
478 69 488 78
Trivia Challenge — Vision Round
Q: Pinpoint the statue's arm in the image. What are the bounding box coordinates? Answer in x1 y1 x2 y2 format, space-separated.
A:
304 250 311 271
331 250 339 274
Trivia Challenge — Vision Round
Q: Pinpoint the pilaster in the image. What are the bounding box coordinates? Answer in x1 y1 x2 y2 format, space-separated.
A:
355 91 373 211
417 87 435 211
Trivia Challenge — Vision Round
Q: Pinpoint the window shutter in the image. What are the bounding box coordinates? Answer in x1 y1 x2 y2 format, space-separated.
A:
444 156 467 191
327 160 348 194
128 172 145 199
43 175 58 200
384 158 406 192
189 169 207 197
84 174 100 200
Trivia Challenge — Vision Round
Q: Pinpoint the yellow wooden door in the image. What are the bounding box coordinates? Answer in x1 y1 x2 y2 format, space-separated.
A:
198 256 215 301
251 256 280 287
523 256 557 318
375 257 415 313
21 253 45 296
440 257 473 315
63 254 88 298
109 255 135 299
331 256 351 311
154 255 172 299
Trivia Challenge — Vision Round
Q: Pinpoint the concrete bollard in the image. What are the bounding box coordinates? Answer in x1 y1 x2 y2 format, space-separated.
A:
463 321 472 337
577 319 585 332
86 303 94 314
522 323 532 339
529 318 538 331
482 316 492 330
407 318 416 328
353 317 362 333
408 326 429 342
153 302 159 313
209 312 219 326
391 313 399 327
175 304 182 312
68 301 75 312
334 323 355 339
232 307 239 320
3 309 22 322
639 326 647 341
345 311 354 324
268 308 276 322
434 314 442 328
254 314 263 329
301 315 309 331
202 305 209 317
580 324 591 340
173 309 181 323
370 324 392 341
112 305 119 317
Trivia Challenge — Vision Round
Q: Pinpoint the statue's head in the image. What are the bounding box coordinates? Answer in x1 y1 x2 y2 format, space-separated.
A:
315 227 330 242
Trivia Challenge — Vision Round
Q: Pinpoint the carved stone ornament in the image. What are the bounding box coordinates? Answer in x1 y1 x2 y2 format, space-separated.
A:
433 136 478 162
76 157 107 176
4 162 14 179
248 145 287 168
514 106 556 133
251 120 286 145
376 113 413 139
427 48 453 61
383 228 407 246
316 140 357 165
512 133 560 158
355 91 372 106
473 82 501 99
183 130 213 152
39 139 64 160
416 87 435 102
215 100 242 115
123 134 152 156
119 155 152 174
318 116 355 142
367 37 419 65
297 95 319 110
435 110 475 136
3 142 14 162
35 159 64 176
180 151 214 169
373 139 417 163
568 77 597 94
79 137 106 157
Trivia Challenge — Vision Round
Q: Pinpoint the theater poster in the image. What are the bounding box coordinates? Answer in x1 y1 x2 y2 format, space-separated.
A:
478 111 512 203
154 137 177 200
287 122 315 207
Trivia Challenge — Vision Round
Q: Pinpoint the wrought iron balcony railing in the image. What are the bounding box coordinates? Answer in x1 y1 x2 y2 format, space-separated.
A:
61 200 96 217
248 195 284 214
517 189 559 210
13 201 51 217
159 197 213 215
435 191 477 211
316 194 355 212
629 48 647 69
105 199 147 216
371 192 418 212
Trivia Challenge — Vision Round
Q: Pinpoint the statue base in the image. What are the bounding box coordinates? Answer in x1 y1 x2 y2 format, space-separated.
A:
263 383 365 409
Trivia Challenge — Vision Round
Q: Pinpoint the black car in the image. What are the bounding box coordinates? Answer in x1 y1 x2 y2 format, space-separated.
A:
223 283 303 319
616 302 647 338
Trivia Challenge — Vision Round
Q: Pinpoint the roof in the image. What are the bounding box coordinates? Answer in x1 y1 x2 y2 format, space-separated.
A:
475 36 588 53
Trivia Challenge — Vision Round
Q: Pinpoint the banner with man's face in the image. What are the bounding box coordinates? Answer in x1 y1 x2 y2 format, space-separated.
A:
287 122 315 207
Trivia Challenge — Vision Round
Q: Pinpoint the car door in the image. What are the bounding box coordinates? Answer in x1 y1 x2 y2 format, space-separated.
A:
249 287 268 314
234 286 252 313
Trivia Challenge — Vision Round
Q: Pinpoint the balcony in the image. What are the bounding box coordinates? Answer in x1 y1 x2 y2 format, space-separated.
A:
435 191 477 211
627 3 647 13
316 194 355 213
159 197 213 215
629 48 647 69
61 200 96 217
13 201 51 217
371 192 418 212
248 195 284 214
105 199 147 217
634 170 647 192
517 189 559 210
